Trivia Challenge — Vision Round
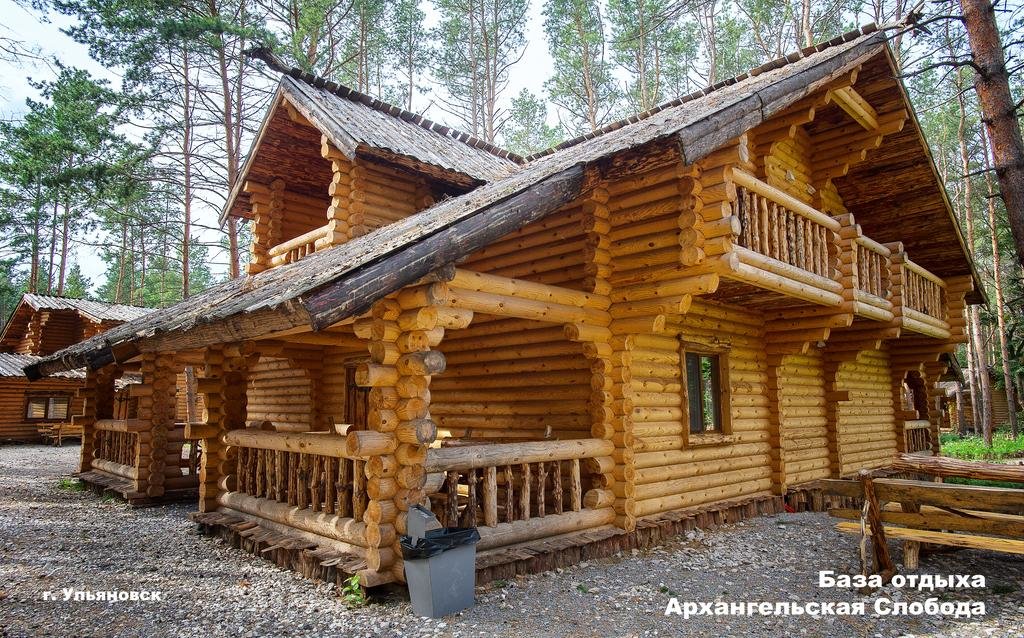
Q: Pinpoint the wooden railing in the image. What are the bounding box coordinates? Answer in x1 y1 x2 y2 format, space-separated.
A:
903 420 933 455
225 429 367 519
853 236 891 300
424 439 614 528
95 429 138 467
267 225 330 267
733 169 839 280
901 260 946 319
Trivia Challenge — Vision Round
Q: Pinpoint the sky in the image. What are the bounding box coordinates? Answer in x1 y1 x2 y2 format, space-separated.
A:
0 0 555 292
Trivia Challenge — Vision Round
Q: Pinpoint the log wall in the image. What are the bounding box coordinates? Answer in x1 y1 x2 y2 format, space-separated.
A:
627 301 774 519
247 357 313 432
460 203 589 291
431 318 592 441
836 348 897 475
776 351 831 485
0 377 85 441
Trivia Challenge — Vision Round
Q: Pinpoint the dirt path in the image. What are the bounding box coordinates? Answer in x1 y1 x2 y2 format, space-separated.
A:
2 443 1022 637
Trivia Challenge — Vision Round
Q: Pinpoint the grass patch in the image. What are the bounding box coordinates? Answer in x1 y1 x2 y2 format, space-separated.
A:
56 477 85 492
939 430 1024 461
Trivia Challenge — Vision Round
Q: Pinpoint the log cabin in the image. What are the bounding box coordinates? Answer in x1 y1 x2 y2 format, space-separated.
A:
0 294 149 443
26 25 985 587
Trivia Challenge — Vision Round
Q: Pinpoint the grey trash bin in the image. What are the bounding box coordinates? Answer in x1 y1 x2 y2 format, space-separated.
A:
401 505 480 618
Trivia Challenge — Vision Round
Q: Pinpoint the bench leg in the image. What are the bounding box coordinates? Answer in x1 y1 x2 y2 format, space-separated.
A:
903 540 920 570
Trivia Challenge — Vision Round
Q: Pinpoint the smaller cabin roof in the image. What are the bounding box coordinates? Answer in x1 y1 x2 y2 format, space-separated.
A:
1 294 152 352
0 353 84 379
222 70 520 223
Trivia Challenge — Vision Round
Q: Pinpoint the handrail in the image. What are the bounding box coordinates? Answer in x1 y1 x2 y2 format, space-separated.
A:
853 234 891 258
224 428 354 458
903 257 946 288
424 438 614 473
266 225 330 258
731 169 841 232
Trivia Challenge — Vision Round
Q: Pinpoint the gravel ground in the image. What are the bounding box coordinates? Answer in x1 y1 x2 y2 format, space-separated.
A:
2 443 1023 638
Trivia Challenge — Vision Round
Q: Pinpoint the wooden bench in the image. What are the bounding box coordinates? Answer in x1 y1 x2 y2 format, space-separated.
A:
820 454 1024 575
37 422 83 446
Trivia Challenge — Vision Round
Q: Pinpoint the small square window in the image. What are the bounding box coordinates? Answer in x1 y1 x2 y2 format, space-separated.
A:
25 396 71 420
684 352 723 435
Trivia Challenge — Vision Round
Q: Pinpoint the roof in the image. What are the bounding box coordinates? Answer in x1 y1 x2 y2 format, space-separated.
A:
221 70 519 223
0 353 84 379
18 294 151 323
1 294 153 352
27 25 979 378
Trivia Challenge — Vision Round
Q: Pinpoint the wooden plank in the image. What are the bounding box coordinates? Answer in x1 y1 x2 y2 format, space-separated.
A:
836 521 1024 554
874 479 1024 516
829 507 1024 538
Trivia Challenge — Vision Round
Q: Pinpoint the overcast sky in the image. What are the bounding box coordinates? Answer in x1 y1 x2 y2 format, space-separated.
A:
0 0 554 293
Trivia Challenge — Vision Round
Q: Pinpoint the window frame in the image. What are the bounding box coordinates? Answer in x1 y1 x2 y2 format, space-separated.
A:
679 342 732 447
24 394 72 421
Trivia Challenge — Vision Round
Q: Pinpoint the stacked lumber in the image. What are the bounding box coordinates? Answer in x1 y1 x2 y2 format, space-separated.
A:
623 301 773 519
460 201 589 290
774 351 831 486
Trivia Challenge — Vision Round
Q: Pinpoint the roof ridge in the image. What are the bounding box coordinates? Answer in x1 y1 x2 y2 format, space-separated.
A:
251 53 525 165
523 22 880 162
24 292 149 310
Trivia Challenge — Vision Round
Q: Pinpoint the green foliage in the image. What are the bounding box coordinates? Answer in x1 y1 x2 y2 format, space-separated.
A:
542 0 619 135
500 89 565 157
939 430 1024 460
432 0 529 141
57 477 86 492
340 573 367 607
607 0 682 112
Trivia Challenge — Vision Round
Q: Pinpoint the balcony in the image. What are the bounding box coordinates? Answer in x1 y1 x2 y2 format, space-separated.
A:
728 169 949 336
266 225 331 268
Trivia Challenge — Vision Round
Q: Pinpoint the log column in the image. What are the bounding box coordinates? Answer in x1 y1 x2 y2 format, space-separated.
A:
247 179 284 274
197 344 249 512
137 353 177 498
322 138 353 246
353 285 448 582
77 366 117 475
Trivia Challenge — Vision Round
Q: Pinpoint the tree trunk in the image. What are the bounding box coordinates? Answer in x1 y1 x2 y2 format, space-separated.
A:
960 0 1024 268
182 47 193 299
982 129 1019 437
57 202 70 296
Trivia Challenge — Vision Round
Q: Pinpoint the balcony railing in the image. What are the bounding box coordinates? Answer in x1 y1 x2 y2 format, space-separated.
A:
888 245 950 338
733 169 837 280
266 225 330 268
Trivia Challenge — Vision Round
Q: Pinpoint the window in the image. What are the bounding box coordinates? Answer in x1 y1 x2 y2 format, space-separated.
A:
25 396 71 421
684 352 724 435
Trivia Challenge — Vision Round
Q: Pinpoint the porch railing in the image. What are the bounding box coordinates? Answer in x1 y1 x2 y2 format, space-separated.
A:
267 225 330 268
225 429 367 519
903 420 933 455
424 438 614 529
91 419 143 479
888 246 949 337
733 168 838 280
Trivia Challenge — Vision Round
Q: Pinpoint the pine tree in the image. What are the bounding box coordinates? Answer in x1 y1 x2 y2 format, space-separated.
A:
542 0 619 135
432 0 529 142
500 89 564 156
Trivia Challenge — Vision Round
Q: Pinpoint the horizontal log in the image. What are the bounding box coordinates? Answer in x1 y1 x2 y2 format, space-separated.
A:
91 458 138 480
891 454 1024 484
424 439 614 472
476 507 615 550
223 429 353 458
219 491 367 547
95 419 147 433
